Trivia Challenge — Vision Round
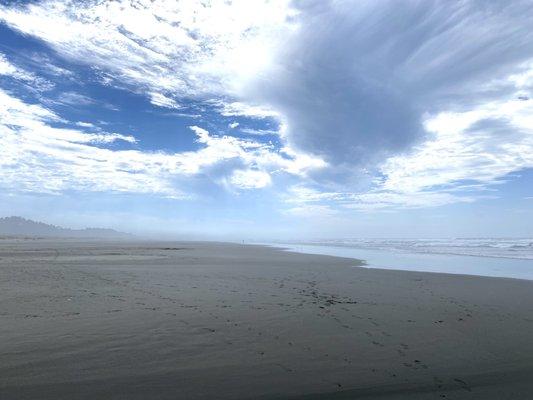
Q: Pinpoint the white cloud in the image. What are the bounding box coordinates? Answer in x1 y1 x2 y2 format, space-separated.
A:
247 1 533 169
284 184 477 213
284 86 533 211
284 186 342 204
214 101 280 119
275 2 533 212
284 204 338 218
343 192 477 211
228 122 239 129
186 125 325 178
0 0 295 103
75 121 95 128
375 94 533 203
3 0 533 213
240 128 279 136
230 169 271 189
0 92 135 144
51 91 94 106
0 89 325 196
282 186 342 216
0 52 54 91
29 53 74 78
189 126 210 144
149 92 181 109
0 89 173 195
285 91 533 211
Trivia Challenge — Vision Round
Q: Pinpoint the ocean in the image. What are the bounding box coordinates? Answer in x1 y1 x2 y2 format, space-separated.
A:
267 238 533 281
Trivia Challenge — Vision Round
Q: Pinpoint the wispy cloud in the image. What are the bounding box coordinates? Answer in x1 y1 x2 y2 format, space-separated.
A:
27 52 75 79
378 98 533 196
0 52 54 91
0 0 293 103
240 128 279 136
284 204 338 218
284 185 477 213
213 100 280 119
0 89 324 197
2 0 533 212
51 91 94 106
230 169 272 189
149 92 181 109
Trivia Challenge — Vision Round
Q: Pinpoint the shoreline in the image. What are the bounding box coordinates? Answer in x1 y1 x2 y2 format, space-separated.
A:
264 242 533 281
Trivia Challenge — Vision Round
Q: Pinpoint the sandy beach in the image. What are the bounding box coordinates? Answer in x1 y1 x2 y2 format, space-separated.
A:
1 239 533 400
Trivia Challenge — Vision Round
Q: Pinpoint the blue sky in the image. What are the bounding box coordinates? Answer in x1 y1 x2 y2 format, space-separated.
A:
0 0 532 239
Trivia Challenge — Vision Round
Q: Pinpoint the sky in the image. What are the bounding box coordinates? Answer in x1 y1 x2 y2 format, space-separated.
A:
0 0 532 239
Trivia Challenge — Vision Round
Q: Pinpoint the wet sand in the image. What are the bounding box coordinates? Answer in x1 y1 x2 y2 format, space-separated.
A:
1 239 533 399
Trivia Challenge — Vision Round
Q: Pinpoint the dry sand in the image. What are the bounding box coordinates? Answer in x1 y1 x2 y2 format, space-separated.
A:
1 239 532 399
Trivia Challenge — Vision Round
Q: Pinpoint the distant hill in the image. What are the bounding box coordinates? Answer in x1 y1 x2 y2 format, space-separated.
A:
0 216 132 238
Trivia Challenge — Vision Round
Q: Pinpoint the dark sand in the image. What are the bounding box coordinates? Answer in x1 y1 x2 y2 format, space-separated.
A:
1 239 532 399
